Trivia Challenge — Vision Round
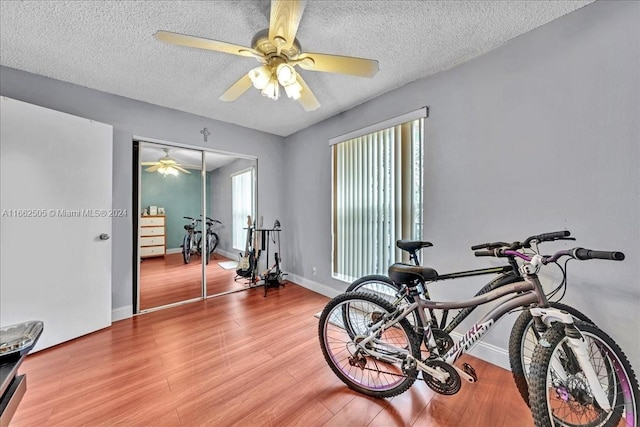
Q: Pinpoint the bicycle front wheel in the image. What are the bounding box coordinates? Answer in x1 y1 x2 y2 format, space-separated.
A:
509 302 594 407
318 291 421 398
529 320 638 427
182 235 191 264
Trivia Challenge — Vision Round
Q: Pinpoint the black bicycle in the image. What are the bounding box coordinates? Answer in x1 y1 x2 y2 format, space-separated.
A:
197 216 222 263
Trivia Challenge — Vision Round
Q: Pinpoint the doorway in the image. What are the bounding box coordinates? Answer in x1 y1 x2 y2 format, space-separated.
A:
133 139 257 313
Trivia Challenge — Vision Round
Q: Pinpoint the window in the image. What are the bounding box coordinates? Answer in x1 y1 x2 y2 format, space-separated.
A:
332 114 424 282
231 168 254 251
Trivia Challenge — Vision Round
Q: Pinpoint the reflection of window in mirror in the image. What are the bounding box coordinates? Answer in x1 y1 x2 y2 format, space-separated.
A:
231 168 255 251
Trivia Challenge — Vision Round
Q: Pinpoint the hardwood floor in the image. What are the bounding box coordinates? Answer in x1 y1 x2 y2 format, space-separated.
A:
11 271 535 426
140 253 251 310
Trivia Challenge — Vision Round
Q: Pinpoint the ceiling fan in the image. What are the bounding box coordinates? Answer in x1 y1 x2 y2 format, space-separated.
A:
153 0 379 111
142 148 191 176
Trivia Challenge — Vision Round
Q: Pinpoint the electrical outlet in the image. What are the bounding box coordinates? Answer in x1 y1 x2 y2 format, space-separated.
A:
312 267 317 276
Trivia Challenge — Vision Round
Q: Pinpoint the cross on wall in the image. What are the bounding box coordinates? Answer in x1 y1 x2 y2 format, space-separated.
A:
200 127 210 142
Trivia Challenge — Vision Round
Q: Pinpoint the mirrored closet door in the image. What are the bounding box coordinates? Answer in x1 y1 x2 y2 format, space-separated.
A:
138 142 205 311
135 140 257 313
204 151 257 297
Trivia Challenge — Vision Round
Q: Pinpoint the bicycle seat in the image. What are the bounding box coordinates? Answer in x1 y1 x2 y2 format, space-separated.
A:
388 262 438 284
184 224 194 231
396 240 433 253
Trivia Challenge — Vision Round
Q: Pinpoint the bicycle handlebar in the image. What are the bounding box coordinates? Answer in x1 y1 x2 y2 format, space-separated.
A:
473 250 495 257
523 230 571 248
471 230 571 251
471 241 510 251
197 215 222 225
185 216 222 229
573 248 625 261
475 246 625 263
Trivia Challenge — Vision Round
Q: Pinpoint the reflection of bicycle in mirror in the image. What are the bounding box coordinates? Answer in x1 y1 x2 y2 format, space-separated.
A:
198 217 222 263
181 216 223 264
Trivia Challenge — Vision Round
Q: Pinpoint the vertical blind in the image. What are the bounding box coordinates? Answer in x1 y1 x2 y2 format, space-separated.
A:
232 169 254 251
332 118 424 282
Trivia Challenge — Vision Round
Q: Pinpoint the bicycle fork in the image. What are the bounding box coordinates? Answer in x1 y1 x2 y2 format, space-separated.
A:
531 307 612 412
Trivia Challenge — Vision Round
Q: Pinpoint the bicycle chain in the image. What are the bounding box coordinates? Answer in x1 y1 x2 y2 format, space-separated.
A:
356 363 420 380
352 356 462 396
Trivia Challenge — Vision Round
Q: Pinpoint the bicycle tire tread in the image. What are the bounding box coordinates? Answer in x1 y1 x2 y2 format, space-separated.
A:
318 291 421 399
528 320 639 427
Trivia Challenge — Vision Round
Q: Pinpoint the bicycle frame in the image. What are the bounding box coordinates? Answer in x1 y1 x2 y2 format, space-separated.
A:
356 279 541 381
425 265 518 332
355 254 615 413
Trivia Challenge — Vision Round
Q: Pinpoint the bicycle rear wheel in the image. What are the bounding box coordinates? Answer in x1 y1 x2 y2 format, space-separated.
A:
318 292 421 398
529 320 638 427
345 275 421 331
210 233 219 255
509 302 593 407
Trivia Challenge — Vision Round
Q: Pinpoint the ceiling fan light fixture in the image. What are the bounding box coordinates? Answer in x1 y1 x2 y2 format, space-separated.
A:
261 77 280 100
276 63 297 87
158 165 179 176
248 65 272 90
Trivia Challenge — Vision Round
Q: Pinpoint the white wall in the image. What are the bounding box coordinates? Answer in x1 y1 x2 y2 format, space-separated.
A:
283 0 639 368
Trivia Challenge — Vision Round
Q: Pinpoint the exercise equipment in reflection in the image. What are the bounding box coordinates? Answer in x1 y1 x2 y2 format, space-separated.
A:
256 219 286 297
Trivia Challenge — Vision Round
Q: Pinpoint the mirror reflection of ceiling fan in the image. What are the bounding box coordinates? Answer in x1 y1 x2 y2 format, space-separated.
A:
153 0 379 111
142 148 192 176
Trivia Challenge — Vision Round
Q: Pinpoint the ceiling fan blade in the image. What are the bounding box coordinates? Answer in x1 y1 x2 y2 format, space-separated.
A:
219 74 253 102
295 52 379 78
295 74 320 111
154 30 263 60
145 164 161 172
269 0 307 50
172 165 191 174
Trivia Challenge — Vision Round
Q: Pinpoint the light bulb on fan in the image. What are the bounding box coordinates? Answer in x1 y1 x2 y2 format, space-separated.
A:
248 65 272 90
276 63 297 87
261 77 280 100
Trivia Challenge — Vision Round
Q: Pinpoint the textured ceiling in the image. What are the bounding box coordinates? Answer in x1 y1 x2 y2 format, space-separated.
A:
0 0 593 137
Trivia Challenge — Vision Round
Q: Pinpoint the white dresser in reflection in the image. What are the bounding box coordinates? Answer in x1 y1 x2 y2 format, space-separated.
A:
140 215 166 258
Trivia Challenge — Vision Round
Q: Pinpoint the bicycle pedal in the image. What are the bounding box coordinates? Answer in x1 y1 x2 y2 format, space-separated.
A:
462 363 478 382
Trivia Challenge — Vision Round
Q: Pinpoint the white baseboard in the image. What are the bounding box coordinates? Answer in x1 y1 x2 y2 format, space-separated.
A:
166 248 182 255
112 305 133 322
216 249 238 260
287 274 342 299
449 331 510 371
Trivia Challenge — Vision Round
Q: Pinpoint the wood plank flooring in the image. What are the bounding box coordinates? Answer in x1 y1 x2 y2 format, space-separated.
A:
11 271 535 426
